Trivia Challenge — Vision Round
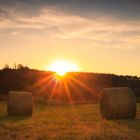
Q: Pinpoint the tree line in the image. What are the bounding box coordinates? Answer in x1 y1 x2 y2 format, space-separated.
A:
0 64 140 102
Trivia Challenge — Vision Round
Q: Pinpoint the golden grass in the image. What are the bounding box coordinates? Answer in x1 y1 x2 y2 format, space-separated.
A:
0 101 140 140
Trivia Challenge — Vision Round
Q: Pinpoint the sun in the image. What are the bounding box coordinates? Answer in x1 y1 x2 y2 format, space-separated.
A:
48 60 79 76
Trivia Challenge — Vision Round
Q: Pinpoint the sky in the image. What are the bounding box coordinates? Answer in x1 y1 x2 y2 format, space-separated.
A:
0 0 140 76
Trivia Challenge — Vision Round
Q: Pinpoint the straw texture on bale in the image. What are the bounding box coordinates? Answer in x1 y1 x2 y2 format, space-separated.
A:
7 91 33 116
100 87 136 119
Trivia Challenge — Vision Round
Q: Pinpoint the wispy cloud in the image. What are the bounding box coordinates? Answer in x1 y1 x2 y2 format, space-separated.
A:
0 0 139 51
0 0 140 20
0 8 140 50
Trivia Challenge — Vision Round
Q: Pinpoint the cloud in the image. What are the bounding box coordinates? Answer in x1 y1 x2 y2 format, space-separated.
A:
0 9 11 21
0 0 140 21
0 0 139 51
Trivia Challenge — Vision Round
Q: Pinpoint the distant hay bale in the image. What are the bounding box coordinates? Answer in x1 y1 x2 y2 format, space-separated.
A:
100 87 136 119
7 91 33 116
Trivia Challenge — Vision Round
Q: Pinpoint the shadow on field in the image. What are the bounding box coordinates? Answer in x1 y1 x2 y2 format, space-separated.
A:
0 101 32 123
0 115 31 123
113 103 140 130
115 119 140 130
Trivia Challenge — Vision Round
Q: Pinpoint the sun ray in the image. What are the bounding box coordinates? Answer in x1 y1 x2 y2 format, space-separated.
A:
27 74 54 89
48 79 59 102
62 78 74 104
67 74 98 99
66 78 85 101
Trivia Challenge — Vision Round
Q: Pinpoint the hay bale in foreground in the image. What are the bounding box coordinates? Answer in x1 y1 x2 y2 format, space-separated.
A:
100 87 136 119
7 91 33 116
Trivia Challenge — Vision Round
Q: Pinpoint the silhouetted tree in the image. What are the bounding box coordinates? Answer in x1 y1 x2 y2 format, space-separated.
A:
3 64 10 70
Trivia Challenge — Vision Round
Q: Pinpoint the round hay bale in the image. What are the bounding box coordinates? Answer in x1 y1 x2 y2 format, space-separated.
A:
7 91 33 116
100 87 136 119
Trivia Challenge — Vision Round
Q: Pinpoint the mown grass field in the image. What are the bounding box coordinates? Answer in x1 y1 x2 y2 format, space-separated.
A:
0 101 140 140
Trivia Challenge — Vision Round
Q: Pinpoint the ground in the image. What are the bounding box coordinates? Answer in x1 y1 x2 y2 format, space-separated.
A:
0 101 140 140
